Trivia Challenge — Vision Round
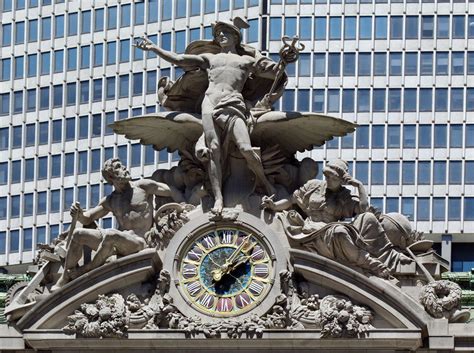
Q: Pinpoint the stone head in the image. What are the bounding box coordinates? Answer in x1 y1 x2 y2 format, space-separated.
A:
323 159 349 190
102 158 131 185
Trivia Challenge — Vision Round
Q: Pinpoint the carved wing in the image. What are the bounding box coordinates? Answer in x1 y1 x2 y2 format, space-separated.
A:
110 111 203 153
251 112 357 156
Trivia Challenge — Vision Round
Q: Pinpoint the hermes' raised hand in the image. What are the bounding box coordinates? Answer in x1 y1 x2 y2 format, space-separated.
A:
134 37 155 51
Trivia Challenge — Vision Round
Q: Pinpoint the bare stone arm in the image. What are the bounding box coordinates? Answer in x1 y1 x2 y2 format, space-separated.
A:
139 179 186 203
135 37 208 69
261 195 294 211
71 198 110 226
342 175 369 214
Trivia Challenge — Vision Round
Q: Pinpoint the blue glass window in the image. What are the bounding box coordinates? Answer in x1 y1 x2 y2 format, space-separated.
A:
80 45 90 69
55 15 64 38
51 154 61 177
357 89 370 112
119 74 129 97
162 0 171 20
344 17 356 40
41 17 51 40
404 88 417 112
38 156 48 179
297 89 310 112
373 53 386 76
78 151 87 174
27 54 37 77
92 79 102 102
80 81 89 104
28 19 38 42
405 52 418 75
282 90 295 111
10 229 19 251
403 125 416 148
0 58 10 81
405 16 418 39
37 226 46 245
190 0 200 16
437 15 449 39
421 16 434 39
313 53 325 77
40 52 50 75
67 47 77 71
375 16 387 39
64 153 74 176
449 161 462 185
466 125 474 147
53 84 62 107
359 16 372 40
329 17 341 40
314 17 326 40
39 122 48 145
372 125 385 148
93 44 103 67
11 160 21 183
94 8 104 31
312 89 324 112
66 82 76 105
434 125 447 148
270 18 282 41
389 53 402 76
0 128 8 150
343 53 355 76
81 10 91 34
419 88 432 112
327 89 339 113
64 187 74 211
418 125 431 148
54 49 63 73
453 15 465 39
0 162 7 185
417 198 430 221
107 41 116 65
371 162 384 185
0 93 10 116
15 21 25 44
467 89 474 111
2 24 12 47
420 52 433 75
68 13 78 36
402 197 415 221
433 161 447 185
107 7 117 29
106 77 115 99
451 52 464 75
39 87 49 110
387 125 400 147
355 161 368 185
298 17 311 41
386 161 399 185
328 53 340 76
120 4 131 27
52 120 61 143
436 52 449 75
373 89 386 112
448 198 461 221
133 73 143 96
435 88 448 112
451 88 464 112
13 91 23 114
3 0 12 11
464 198 474 221
358 53 371 76
14 56 24 79
285 17 297 38
342 89 354 113
356 125 369 148
418 161 431 185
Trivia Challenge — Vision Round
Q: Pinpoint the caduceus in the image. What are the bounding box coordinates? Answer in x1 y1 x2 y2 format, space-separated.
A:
255 35 305 111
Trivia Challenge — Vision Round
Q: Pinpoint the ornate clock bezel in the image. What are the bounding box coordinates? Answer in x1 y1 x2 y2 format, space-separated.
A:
163 212 288 322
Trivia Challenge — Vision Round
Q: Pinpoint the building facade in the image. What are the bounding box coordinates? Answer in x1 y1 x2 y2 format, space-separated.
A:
0 0 473 270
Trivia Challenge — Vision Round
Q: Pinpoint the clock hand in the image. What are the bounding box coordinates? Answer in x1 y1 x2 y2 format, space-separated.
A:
229 255 251 270
226 235 251 266
212 235 251 282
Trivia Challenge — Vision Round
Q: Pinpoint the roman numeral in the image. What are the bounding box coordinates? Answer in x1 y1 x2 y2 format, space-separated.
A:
202 235 215 249
248 281 264 296
199 292 214 308
236 293 251 308
182 265 197 278
218 298 232 312
220 230 234 244
187 281 201 296
251 247 265 260
254 265 269 277
187 248 203 261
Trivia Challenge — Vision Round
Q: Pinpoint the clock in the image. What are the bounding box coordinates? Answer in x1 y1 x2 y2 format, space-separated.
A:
177 227 273 317
164 213 286 321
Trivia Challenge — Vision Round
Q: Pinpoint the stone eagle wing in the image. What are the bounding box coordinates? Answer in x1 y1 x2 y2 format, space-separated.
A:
110 111 203 153
251 111 357 156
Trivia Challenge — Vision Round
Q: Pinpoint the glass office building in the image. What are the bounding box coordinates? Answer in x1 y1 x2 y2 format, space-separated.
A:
0 0 473 270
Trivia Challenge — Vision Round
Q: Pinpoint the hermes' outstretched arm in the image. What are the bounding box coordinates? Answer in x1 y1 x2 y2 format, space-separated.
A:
135 37 208 69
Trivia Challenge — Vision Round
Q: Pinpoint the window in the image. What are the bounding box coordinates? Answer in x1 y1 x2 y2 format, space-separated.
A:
465 198 474 221
466 125 474 147
357 89 370 112
312 89 324 112
358 53 371 76
433 161 446 185
80 45 90 69
10 230 19 252
120 4 131 27
390 16 403 39
375 16 387 39
95 8 104 31
453 15 465 39
93 44 103 67
371 162 384 185
451 88 464 112
343 53 355 76
403 125 416 148
39 122 48 145
373 89 386 112
52 120 61 143
65 117 75 141
417 198 430 221
359 16 372 40
67 47 77 71
448 198 461 221
64 187 74 211
356 125 369 148
53 84 62 107
54 49 63 73
405 53 418 76
404 88 417 112
437 16 449 39
418 125 431 148
28 19 38 42
468 52 474 75
355 162 368 185
1 58 11 81
40 52 50 75
435 88 448 112
119 74 129 98
314 17 326 40
80 81 89 104
434 125 447 148
26 89 36 111
402 198 414 221
313 54 325 77
15 21 25 44
270 18 282 41
14 56 24 79
107 41 116 65
372 125 385 148
14 91 23 114
41 17 51 40
106 77 115 100
387 125 400 147
418 161 431 185
449 161 462 185
327 89 339 113
81 10 91 34
451 52 464 75
120 39 130 62
0 93 9 116
328 53 340 76
92 114 101 137
51 154 61 177
420 52 433 75
419 89 432 112
79 115 88 139
23 194 34 217
55 15 64 38
282 90 295 111
107 6 117 29
388 89 401 112
387 161 399 185
27 54 38 77
66 82 76 105
405 16 418 39
64 153 74 176
329 17 341 40
342 89 354 113
421 16 434 38
68 13 78 36
373 53 386 76
2 23 12 47
0 128 7 150
93 79 102 102
24 159 34 181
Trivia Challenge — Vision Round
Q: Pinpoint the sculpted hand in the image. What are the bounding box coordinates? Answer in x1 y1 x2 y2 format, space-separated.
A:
343 174 362 187
70 202 83 221
134 37 155 51
261 194 276 210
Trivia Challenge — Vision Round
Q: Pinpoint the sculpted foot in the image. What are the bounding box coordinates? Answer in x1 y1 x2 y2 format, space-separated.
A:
212 198 224 215
51 272 71 291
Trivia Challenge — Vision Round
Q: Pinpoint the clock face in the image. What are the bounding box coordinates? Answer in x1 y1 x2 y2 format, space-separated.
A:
176 227 274 318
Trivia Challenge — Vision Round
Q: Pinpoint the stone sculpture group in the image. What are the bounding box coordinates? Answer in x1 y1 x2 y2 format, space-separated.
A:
4 18 470 347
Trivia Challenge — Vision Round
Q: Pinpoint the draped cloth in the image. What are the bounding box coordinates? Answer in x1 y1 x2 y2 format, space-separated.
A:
279 179 402 272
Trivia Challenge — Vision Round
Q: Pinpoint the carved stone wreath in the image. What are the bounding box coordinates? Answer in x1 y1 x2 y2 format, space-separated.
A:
419 280 462 319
